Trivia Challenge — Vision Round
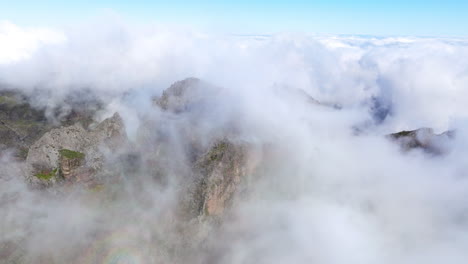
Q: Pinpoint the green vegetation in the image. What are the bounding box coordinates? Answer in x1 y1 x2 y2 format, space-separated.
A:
208 141 229 161
16 147 29 160
392 130 414 137
35 168 58 180
0 95 18 107
59 149 85 159
389 130 418 140
12 119 40 128
88 184 105 192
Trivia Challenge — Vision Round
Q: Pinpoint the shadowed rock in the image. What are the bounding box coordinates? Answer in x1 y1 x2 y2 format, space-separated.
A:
387 128 454 154
189 139 263 218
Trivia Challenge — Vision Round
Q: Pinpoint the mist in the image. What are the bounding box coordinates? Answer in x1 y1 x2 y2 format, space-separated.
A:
1 19 468 264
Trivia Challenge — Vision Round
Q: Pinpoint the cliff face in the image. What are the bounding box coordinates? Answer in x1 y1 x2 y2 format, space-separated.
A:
195 140 247 216
193 140 263 217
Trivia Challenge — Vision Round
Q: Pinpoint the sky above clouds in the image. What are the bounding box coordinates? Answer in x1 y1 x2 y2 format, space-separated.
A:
0 0 467 36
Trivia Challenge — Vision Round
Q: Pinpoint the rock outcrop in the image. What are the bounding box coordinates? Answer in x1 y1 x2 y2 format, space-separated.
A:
193 140 260 217
25 113 127 187
387 128 454 154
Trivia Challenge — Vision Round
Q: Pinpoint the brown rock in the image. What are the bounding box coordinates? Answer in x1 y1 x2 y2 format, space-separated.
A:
194 139 262 217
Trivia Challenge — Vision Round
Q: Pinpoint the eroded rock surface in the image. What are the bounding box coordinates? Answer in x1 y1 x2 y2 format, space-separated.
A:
25 113 127 187
193 140 261 217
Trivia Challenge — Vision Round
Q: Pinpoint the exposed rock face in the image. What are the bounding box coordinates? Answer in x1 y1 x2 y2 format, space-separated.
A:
60 154 81 179
58 149 86 182
194 140 249 217
26 125 88 169
388 128 454 154
164 138 262 221
25 113 127 187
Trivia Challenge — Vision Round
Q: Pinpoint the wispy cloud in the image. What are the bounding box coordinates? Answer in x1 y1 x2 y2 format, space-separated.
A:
1 19 468 264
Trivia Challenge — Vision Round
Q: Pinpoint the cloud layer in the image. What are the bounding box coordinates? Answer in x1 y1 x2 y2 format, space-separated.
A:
1 20 468 264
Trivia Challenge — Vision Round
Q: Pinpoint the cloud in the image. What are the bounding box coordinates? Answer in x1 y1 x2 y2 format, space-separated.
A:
1 21 468 132
1 19 468 263
0 21 66 64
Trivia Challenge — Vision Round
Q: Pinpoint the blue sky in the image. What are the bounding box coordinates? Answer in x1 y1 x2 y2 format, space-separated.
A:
0 0 467 36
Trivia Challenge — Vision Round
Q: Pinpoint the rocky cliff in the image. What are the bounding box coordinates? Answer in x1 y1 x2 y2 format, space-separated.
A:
24 113 127 188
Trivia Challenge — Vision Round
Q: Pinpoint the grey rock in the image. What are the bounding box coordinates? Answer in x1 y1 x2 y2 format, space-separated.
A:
25 113 127 187
387 128 454 154
154 77 222 113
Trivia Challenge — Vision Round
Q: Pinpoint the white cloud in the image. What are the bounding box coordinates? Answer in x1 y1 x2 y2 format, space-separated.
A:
0 21 66 64
2 20 468 264
1 21 467 132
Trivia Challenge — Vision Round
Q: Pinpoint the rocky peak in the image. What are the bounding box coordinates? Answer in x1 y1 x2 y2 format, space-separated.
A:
154 77 221 113
90 112 126 149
